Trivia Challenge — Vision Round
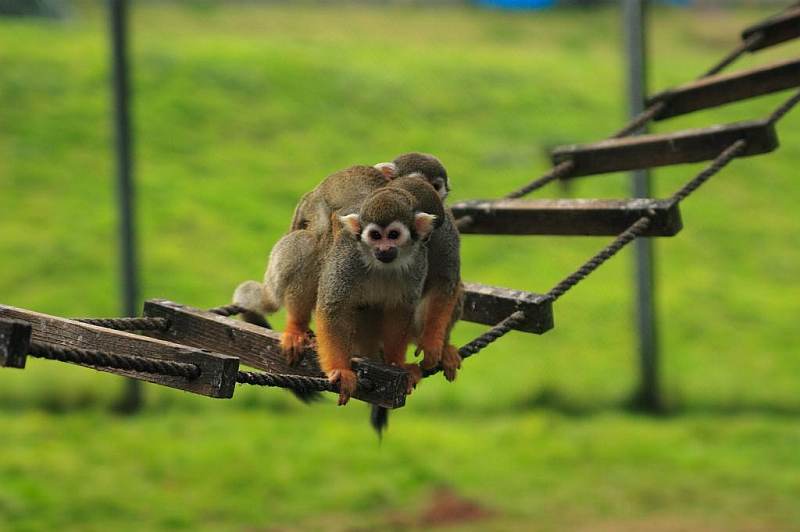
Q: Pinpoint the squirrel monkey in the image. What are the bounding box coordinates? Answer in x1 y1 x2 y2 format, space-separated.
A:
388 174 463 381
234 155 461 410
370 164 464 434
316 185 438 405
235 165 391 363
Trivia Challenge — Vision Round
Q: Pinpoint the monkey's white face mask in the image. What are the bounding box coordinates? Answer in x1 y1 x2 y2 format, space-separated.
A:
339 213 436 270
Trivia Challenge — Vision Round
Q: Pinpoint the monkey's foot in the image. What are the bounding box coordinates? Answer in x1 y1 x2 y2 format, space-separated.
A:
328 368 358 406
403 363 423 394
280 329 308 366
440 344 461 382
416 343 443 372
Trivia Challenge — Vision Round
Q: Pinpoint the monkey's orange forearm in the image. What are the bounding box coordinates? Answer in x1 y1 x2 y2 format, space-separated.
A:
420 288 460 354
315 313 352 374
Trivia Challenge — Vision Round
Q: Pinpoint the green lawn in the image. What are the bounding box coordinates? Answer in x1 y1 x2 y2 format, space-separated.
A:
1 2 800 530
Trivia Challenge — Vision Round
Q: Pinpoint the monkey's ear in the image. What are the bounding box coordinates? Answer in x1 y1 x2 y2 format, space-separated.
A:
414 212 437 240
338 213 362 237
374 162 397 180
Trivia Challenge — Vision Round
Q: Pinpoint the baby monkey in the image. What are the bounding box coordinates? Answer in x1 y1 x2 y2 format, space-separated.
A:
290 152 451 233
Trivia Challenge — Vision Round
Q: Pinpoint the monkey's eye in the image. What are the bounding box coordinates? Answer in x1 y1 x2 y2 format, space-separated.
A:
387 230 400 240
369 230 382 241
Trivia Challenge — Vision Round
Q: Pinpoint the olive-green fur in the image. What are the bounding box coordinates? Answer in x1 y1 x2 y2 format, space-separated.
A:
393 152 449 194
290 165 388 232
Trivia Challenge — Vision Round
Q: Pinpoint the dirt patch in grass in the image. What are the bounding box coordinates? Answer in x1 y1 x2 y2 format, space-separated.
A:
383 487 495 529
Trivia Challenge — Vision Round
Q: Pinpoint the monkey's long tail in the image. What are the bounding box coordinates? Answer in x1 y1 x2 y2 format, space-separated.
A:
370 405 389 437
233 280 280 315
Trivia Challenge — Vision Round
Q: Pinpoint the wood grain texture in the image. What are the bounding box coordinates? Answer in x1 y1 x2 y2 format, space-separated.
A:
143 300 409 409
550 120 778 177
649 58 800 120
462 282 553 334
0 318 32 369
452 198 682 237
0 304 239 398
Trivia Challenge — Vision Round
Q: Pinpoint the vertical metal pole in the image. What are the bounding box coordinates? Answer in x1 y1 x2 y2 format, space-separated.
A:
109 0 142 413
623 0 661 411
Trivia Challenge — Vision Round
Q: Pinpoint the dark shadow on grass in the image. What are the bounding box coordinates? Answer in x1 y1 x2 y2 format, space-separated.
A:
507 387 800 419
0 387 315 415
4 386 800 420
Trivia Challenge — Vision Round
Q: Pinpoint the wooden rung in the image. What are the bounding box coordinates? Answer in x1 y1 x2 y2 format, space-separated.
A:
451 198 682 237
742 7 800 51
649 58 800 120
143 300 408 409
0 318 32 369
462 283 553 334
0 304 239 398
551 119 778 178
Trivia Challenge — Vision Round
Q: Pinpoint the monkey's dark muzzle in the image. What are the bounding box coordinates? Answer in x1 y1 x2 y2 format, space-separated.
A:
375 248 398 263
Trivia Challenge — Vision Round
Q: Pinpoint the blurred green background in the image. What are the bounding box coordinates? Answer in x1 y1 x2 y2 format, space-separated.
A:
1 1 799 530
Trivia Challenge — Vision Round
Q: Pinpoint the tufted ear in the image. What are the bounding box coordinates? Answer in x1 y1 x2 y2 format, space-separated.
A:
373 162 397 180
338 213 362 237
414 212 437 240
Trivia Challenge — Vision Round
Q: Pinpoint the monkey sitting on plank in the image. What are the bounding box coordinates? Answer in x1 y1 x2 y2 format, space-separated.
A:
234 165 392 363
316 184 439 405
287 153 463 378
234 155 462 399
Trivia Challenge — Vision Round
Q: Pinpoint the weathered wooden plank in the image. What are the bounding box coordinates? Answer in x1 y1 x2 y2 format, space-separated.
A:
550 120 778 177
462 283 553 334
742 7 800 51
0 318 32 369
451 198 682 237
143 300 408 409
0 304 239 398
649 58 800 120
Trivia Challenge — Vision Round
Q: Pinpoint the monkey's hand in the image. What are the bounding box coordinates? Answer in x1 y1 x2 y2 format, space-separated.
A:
403 363 423 395
440 344 461 382
280 328 309 366
328 368 358 406
415 341 443 373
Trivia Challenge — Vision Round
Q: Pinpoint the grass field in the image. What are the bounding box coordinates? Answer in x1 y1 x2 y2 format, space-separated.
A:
1 2 800 530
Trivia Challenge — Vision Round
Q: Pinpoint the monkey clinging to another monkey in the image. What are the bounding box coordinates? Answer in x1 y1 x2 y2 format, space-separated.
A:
233 153 463 407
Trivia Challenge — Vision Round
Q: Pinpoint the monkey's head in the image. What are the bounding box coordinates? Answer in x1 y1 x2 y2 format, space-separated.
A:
374 152 450 201
339 188 437 268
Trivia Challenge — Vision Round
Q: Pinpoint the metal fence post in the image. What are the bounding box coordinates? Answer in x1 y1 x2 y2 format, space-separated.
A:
109 0 142 413
623 0 662 411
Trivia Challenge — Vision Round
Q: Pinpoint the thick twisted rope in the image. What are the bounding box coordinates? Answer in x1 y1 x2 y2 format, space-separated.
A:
422 311 526 378
546 215 654 302
28 339 352 395
702 31 764 77
75 317 171 331
767 89 800 125
236 370 338 393
504 160 576 200
670 140 748 204
28 341 202 379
